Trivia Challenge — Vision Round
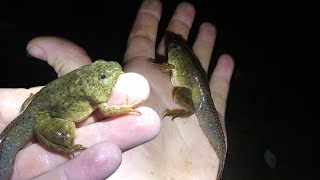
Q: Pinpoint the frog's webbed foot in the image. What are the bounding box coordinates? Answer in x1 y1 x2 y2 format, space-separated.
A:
163 109 194 120
69 144 86 158
98 96 142 116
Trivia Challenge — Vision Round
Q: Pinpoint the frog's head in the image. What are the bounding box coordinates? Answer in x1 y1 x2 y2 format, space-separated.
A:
72 59 123 103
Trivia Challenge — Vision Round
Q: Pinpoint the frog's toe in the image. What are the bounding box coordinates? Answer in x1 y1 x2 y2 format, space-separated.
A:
61 144 87 155
68 144 87 157
163 109 193 120
70 144 86 151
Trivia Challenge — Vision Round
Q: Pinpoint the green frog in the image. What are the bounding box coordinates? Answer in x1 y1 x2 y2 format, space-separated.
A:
0 59 140 180
151 40 227 180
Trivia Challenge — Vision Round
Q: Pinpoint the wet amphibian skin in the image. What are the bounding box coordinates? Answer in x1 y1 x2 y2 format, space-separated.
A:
0 59 140 180
151 40 227 180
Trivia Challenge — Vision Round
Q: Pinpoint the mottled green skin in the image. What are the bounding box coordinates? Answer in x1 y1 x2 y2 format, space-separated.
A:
163 41 227 180
0 60 122 179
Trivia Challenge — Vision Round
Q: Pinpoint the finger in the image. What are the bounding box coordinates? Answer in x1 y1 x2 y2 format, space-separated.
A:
192 22 217 72
27 142 121 180
157 2 195 55
124 0 162 61
210 54 234 117
26 36 92 77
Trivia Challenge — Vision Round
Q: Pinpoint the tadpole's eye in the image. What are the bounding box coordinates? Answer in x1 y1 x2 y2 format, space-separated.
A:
100 73 106 79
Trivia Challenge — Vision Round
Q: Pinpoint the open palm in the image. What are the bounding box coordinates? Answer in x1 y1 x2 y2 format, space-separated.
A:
112 1 234 179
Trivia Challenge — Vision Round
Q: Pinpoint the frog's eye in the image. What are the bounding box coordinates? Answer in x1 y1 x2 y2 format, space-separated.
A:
100 73 106 79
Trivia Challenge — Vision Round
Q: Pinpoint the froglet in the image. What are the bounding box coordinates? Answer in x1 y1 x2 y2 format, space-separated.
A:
151 40 227 180
0 60 140 179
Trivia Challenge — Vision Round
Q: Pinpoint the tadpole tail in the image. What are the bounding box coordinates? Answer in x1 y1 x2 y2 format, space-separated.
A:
0 114 34 180
195 99 227 180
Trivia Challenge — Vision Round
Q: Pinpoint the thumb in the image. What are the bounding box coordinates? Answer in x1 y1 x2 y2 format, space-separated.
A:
26 36 92 77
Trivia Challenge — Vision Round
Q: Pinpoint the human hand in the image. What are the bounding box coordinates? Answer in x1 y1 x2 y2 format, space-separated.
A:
0 37 160 179
109 0 234 179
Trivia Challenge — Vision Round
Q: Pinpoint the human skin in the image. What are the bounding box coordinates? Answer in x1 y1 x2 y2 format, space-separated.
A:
0 0 234 179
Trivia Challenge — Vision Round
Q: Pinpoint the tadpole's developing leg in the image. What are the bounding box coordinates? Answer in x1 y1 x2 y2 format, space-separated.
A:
163 87 195 120
148 58 175 73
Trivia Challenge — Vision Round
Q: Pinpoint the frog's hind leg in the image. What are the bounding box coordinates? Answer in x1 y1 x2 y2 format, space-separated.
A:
164 87 195 120
34 117 86 154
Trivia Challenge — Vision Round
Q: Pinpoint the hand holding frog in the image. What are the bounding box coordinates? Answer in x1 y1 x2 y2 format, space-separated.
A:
0 37 160 179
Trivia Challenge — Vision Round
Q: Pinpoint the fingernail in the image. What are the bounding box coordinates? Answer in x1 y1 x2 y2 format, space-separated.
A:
26 44 45 60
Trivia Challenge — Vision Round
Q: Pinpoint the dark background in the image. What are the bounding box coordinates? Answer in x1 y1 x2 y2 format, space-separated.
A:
0 0 316 179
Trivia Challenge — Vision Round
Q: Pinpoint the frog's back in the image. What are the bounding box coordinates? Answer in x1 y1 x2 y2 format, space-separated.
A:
28 60 122 114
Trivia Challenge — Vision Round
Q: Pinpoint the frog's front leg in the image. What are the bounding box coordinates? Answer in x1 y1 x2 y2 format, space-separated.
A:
98 97 141 116
34 116 85 154
148 58 175 73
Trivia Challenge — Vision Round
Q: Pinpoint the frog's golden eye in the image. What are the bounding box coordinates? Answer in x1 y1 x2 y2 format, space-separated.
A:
100 73 106 79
